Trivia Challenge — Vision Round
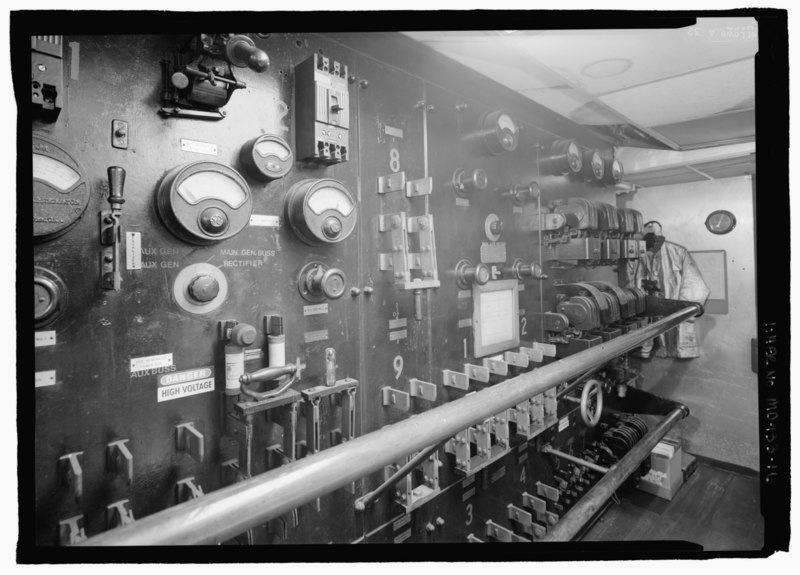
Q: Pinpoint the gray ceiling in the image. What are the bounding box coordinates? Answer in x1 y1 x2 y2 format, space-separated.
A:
403 18 757 153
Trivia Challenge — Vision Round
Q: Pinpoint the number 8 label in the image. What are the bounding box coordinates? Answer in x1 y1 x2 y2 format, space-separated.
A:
389 148 400 173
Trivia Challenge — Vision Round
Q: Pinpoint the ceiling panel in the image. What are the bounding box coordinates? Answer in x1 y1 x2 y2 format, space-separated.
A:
598 59 755 127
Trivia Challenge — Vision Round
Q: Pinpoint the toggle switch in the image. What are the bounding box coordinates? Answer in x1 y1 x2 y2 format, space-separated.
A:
175 422 205 463
106 499 135 529
99 166 126 290
59 452 83 504
175 477 204 503
106 439 134 485
455 259 490 289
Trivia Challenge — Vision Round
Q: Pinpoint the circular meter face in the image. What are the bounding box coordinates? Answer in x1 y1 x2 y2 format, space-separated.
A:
285 179 357 245
33 134 90 241
156 161 253 245
604 157 624 185
481 110 520 154
239 134 293 181
567 141 583 173
588 150 605 180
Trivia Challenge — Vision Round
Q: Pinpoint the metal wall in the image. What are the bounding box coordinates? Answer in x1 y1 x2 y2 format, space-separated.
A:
32 32 656 545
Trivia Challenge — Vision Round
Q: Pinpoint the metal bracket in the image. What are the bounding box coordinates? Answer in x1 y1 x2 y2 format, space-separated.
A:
442 369 469 391
532 341 557 357
175 422 205 463
406 176 432 197
464 363 490 383
159 106 226 120
519 346 544 363
507 503 534 536
485 519 528 542
536 480 561 502
300 378 359 454
504 351 529 368
106 439 133 485
58 515 87 546
409 378 437 402
483 357 508 376
466 533 484 543
381 386 410 411
106 499 135 529
175 477 204 503
59 451 83 504
111 119 128 149
377 171 406 194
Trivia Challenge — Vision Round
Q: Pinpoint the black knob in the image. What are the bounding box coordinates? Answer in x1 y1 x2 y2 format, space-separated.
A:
107 166 126 206
188 274 220 303
199 207 229 235
227 34 269 73
300 263 347 301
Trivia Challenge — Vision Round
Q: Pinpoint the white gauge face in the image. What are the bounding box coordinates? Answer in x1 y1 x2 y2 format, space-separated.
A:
255 139 291 160
591 152 605 178
612 159 623 181
567 142 582 171
177 171 247 208
307 186 354 216
497 113 518 135
33 154 80 190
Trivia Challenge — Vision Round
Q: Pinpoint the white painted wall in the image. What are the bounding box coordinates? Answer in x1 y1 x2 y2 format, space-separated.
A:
618 175 758 470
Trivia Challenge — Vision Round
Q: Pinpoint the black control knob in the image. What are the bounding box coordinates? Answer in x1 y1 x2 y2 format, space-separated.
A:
455 259 491 289
452 167 488 197
199 207 229 235
188 274 220 303
226 34 269 73
107 166 126 207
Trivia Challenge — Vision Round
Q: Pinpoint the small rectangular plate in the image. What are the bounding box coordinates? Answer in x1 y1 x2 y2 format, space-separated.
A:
504 351 528 367
442 370 469 390
35 331 56 348
378 171 406 194
483 358 508 376
180 138 218 156
381 387 410 411
406 177 432 197
125 232 141 270
409 378 437 401
464 364 490 383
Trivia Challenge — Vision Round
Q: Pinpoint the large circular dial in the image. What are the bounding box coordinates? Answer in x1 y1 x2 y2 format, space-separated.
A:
482 110 520 154
705 210 736 235
285 179 357 245
581 149 605 181
546 139 583 175
156 161 253 245
33 134 90 241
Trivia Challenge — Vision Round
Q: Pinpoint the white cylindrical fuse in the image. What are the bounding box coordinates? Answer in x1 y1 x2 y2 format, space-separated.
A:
225 343 245 395
267 334 285 367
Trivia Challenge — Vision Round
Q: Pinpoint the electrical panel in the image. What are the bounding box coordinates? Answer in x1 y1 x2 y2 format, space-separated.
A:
29 31 685 549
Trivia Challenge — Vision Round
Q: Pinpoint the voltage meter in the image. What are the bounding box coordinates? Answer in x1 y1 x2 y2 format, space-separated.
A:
580 149 605 182
239 134 293 181
285 178 357 245
33 134 90 241
464 109 520 155
156 161 253 244
601 156 624 186
545 139 583 176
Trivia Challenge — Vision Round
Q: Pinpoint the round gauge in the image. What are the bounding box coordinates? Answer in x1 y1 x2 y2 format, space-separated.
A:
285 178 357 245
33 134 91 242
580 149 605 181
239 134 293 181
478 109 520 155
546 139 583 175
601 156 624 185
156 161 253 245
705 210 736 235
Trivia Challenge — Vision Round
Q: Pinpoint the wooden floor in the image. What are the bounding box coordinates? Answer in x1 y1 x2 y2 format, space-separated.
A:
582 460 764 551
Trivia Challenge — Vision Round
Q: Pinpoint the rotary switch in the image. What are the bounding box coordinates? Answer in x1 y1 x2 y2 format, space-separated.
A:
34 266 68 328
455 259 490 289
452 167 488 197
298 262 347 302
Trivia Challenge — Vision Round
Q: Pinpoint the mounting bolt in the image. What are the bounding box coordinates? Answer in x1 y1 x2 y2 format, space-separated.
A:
359 79 369 89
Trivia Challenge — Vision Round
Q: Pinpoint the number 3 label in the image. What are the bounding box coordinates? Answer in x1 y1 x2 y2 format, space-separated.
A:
465 503 473 526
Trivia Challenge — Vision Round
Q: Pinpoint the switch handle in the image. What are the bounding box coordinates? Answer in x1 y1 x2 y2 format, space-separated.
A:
240 363 298 385
227 34 269 72
107 166 126 206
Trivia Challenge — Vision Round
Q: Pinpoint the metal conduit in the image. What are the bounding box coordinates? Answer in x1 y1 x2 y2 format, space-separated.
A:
81 304 699 546
542 405 688 542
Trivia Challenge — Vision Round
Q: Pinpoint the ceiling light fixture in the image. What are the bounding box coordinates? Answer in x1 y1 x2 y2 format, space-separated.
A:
581 58 633 79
